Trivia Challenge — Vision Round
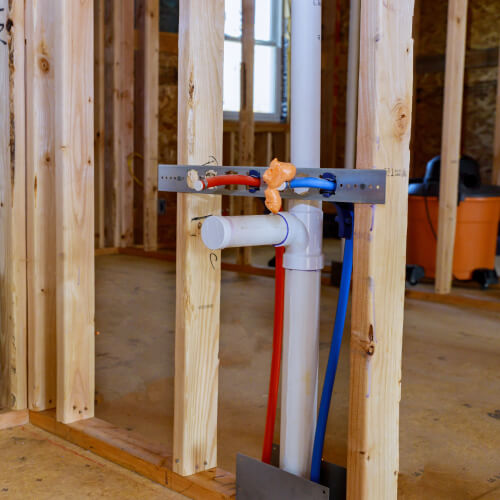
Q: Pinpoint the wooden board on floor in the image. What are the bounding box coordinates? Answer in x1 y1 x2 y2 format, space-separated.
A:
30 410 235 499
174 0 224 477
0 0 27 411
0 409 28 430
54 0 95 424
434 0 468 294
25 0 57 412
347 1 414 499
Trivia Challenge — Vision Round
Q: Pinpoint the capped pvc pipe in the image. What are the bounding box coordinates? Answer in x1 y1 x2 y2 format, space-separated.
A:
201 214 288 250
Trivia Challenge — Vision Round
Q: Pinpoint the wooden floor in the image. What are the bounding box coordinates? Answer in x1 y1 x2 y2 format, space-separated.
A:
0 423 186 499
1 250 499 498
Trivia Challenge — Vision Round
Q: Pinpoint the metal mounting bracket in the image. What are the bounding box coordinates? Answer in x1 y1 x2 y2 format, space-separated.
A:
158 165 386 205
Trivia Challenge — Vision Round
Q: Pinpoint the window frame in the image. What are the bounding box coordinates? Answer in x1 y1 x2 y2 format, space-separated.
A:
223 0 283 122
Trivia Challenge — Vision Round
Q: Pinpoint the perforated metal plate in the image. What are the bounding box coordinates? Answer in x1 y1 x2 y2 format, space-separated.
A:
158 165 386 204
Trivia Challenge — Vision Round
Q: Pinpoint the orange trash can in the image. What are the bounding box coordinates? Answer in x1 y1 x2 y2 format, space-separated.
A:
407 195 500 280
406 155 500 283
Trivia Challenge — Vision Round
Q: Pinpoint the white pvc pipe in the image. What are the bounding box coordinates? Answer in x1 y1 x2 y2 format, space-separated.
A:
290 0 321 170
280 0 323 478
280 268 321 473
201 214 287 250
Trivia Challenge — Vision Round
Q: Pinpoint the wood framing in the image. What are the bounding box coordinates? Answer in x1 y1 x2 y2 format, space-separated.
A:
94 0 105 248
110 0 134 247
492 47 500 186
31 410 235 499
136 0 159 251
434 0 468 294
0 409 28 430
0 0 27 411
26 0 56 411
347 1 414 499
235 0 255 265
54 0 95 424
174 0 224 477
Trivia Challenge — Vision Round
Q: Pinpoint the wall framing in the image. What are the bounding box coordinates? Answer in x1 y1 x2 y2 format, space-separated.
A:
7 0 497 498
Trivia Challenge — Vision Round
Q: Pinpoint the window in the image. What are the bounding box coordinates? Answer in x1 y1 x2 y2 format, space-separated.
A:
223 0 282 121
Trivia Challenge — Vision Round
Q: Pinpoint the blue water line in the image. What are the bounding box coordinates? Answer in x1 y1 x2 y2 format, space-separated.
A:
310 234 354 483
289 177 336 191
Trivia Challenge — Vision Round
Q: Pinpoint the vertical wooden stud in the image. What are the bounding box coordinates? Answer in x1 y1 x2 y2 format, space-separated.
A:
235 0 255 265
174 0 224 476
265 132 273 164
54 0 95 424
111 0 134 247
435 0 468 294
94 0 106 248
0 0 27 411
26 0 56 411
136 0 159 251
347 1 414 498
492 48 500 186
229 131 236 166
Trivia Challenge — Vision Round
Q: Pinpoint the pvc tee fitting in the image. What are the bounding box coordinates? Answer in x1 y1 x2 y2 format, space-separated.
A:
201 204 324 271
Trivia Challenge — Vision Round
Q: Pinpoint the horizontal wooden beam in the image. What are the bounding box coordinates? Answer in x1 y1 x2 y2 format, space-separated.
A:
416 47 498 74
30 410 235 500
0 409 29 430
405 289 500 313
224 120 289 134
134 30 178 54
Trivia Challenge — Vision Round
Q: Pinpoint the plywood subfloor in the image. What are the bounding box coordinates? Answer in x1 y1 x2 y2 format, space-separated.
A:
92 253 500 499
0 423 186 499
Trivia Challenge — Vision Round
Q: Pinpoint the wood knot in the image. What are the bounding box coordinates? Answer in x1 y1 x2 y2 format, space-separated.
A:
392 100 410 140
39 57 50 73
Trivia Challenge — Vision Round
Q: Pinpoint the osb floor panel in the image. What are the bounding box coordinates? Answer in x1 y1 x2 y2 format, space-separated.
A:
0 423 186 499
92 254 500 500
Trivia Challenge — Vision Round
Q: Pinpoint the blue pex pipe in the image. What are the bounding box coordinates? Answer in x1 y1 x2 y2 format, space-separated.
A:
310 234 354 483
289 177 336 191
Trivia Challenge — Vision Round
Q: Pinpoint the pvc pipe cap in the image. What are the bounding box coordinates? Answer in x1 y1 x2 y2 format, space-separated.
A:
201 216 232 250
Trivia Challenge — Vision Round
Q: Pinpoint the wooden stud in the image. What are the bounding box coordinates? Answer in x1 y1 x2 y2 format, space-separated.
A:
174 0 224 477
94 0 106 248
111 0 134 247
347 1 414 499
492 47 500 185
54 0 95 424
0 0 27 411
434 0 468 294
229 131 236 166
25 0 56 411
265 132 273 164
136 0 159 252
235 0 255 265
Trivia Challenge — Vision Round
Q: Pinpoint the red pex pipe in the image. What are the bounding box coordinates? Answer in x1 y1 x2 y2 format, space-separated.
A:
204 175 260 189
262 245 285 464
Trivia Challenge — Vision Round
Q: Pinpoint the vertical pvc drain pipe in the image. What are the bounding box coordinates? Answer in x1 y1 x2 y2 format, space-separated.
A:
280 0 323 478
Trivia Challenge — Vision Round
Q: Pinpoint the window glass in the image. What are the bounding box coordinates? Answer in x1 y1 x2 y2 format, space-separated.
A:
255 0 272 42
224 0 242 38
223 0 281 119
223 40 242 112
254 45 276 114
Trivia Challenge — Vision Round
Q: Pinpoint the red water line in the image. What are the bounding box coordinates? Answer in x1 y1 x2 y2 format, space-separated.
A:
262 245 285 464
204 175 260 189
